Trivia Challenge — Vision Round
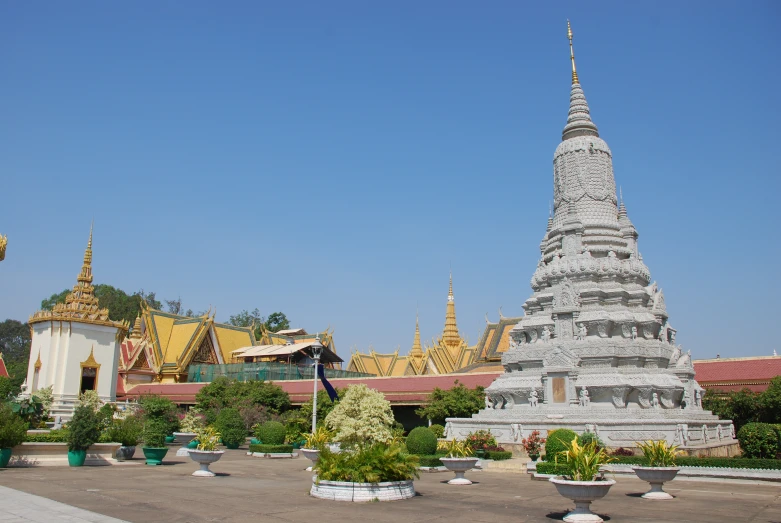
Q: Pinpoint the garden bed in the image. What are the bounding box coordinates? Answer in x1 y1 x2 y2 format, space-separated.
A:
8 443 122 467
310 478 415 502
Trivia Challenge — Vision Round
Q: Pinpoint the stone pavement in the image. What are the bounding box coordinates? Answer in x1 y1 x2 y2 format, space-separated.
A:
0 449 779 522
0 485 130 522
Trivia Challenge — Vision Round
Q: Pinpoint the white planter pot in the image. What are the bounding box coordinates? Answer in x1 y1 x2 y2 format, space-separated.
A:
301 448 320 472
188 450 224 477
440 457 479 485
549 477 616 523
173 432 198 457
631 466 679 500
310 478 415 502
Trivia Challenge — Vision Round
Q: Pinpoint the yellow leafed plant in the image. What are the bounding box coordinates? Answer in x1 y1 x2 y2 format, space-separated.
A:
556 437 615 481
437 439 474 458
636 439 682 467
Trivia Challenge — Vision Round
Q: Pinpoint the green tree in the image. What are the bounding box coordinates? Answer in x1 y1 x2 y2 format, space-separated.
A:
228 309 265 339
703 388 760 431
264 312 290 333
759 376 781 424
0 319 32 393
325 384 394 447
194 377 291 422
415 381 485 424
300 389 340 429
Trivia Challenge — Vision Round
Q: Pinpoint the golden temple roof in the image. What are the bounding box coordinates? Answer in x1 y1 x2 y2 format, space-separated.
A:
29 225 129 334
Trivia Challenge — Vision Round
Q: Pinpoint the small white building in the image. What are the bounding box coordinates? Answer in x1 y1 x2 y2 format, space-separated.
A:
26 227 128 420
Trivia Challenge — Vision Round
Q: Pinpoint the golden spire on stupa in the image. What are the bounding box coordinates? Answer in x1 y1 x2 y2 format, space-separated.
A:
567 19 579 85
0 234 6 261
441 272 462 349
410 311 423 357
29 223 129 334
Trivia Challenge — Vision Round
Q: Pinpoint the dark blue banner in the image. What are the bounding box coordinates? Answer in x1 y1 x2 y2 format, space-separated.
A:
317 364 339 402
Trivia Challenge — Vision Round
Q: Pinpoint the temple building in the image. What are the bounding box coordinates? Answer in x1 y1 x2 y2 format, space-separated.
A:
448 23 735 449
346 274 475 376
26 227 129 420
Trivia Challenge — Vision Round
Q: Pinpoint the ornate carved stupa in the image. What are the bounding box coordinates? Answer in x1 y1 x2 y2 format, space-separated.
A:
447 23 735 449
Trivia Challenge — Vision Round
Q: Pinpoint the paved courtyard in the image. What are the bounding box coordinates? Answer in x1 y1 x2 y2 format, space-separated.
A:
0 450 779 523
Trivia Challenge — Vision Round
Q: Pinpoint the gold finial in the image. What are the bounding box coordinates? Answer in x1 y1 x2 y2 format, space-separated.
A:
567 20 579 84
0 234 6 261
448 271 453 299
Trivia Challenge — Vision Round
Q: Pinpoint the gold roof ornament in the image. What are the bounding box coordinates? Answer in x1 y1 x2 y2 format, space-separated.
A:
567 19 579 85
441 271 462 349
130 316 143 339
410 312 424 357
0 234 6 261
29 224 129 334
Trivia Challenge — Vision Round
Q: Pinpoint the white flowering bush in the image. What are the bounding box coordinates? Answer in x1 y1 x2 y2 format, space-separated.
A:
325 384 394 447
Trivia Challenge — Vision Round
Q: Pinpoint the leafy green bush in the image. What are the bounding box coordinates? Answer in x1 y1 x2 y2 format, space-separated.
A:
415 381 485 424
216 408 247 448
536 461 568 475
314 443 419 483
67 405 102 452
544 429 577 458
577 432 604 450
418 454 444 467
142 418 169 448
255 421 286 445
485 450 512 461
139 395 179 435
25 429 69 443
195 377 291 417
104 415 142 446
465 430 496 451
0 404 27 448
325 384 394 447
429 424 445 439
737 422 779 458
406 427 437 455
248 444 294 453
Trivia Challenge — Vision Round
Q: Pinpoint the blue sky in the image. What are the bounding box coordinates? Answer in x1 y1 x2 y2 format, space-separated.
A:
1 1 779 360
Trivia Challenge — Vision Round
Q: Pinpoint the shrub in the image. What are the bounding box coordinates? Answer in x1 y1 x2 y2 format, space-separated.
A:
195 377 291 416
465 429 496 451
0 404 27 448
67 405 102 452
196 426 221 451
314 442 419 483
737 422 779 458
536 461 568 475
611 447 635 456
636 439 682 467
429 424 445 439
77 390 102 411
406 427 437 455
418 454 444 467
415 381 485 424
522 430 545 457
485 450 512 461
555 437 615 481
216 408 247 448
25 429 69 443
325 384 394 447
438 438 473 458
142 418 169 448
577 432 604 450
139 395 179 435
248 444 294 454
104 415 142 446
255 421 286 445
544 429 578 458
178 410 206 433
303 427 332 450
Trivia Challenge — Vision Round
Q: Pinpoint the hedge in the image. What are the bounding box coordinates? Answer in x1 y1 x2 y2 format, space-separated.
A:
486 450 513 461
406 427 438 455
25 430 69 443
418 455 444 467
248 444 294 454
536 456 781 473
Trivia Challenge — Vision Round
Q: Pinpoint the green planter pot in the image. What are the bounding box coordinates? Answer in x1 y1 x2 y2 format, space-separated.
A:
250 438 261 445
164 435 176 444
187 440 199 449
0 448 12 468
475 449 486 459
142 447 169 466
68 450 87 467
225 442 240 450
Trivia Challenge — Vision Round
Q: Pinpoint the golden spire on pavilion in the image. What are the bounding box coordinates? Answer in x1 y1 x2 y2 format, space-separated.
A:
29 224 129 334
410 311 423 357
441 271 462 349
567 20 579 85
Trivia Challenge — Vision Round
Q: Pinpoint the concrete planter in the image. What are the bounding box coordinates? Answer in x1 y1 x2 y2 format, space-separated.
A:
115 445 136 461
310 478 415 502
173 432 198 457
8 443 120 467
301 448 320 472
631 466 679 500
440 457 479 485
188 450 225 477
549 478 615 523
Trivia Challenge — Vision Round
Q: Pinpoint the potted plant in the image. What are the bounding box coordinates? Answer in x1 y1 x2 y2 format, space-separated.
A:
522 430 545 461
438 439 479 485
632 439 682 500
141 418 170 465
188 426 225 477
215 408 246 449
106 415 142 461
67 405 102 467
301 427 331 471
549 438 616 523
0 404 27 468
174 410 205 456
465 429 495 459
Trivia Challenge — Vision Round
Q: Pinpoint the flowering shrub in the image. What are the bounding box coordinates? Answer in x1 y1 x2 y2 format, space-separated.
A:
521 430 545 457
178 410 206 433
325 384 394 447
465 430 496 451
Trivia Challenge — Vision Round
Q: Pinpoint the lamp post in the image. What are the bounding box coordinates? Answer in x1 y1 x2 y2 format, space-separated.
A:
310 335 324 434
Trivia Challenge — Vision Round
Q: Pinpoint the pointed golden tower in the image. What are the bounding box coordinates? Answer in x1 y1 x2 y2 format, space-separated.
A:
410 312 424 357
441 272 462 349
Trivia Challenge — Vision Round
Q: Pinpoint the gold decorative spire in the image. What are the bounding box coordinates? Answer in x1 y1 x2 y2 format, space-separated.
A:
0 234 6 261
131 316 143 339
410 312 423 356
442 272 461 349
567 20 579 84
29 224 129 334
